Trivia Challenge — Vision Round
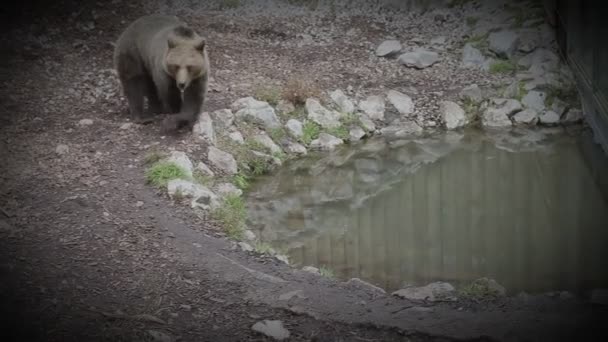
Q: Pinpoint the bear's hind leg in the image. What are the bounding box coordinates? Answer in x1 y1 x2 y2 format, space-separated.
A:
123 76 152 124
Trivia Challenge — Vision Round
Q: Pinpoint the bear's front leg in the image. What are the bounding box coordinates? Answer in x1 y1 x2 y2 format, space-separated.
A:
160 81 205 134
123 76 154 124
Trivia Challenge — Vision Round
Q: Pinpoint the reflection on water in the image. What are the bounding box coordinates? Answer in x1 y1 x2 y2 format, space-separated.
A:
246 127 608 295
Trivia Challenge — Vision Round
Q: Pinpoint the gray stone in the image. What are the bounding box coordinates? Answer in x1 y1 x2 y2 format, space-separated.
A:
398 48 440 69
167 151 193 178
461 43 488 70
275 100 295 116
522 90 547 112
285 141 307 155
482 98 523 128
196 162 215 177
278 290 305 301
551 98 569 116
215 182 243 198
209 109 234 130
460 84 483 103
512 109 539 125
285 119 304 138
228 130 245 145
275 254 289 264
120 123 133 130
349 127 366 142
387 90 414 115
243 230 256 241
440 101 468 129
251 320 290 341
562 108 583 123
78 118 94 126
310 133 344 151
392 282 456 302
358 114 376 132
376 40 402 57
167 179 219 210
253 133 282 154
344 278 386 295
232 97 281 129
380 121 423 137
488 30 520 59
539 110 560 125
208 147 238 175
306 98 342 129
238 242 254 252
330 89 355 113
358 95 386 121
192 111 215 144
430 36 447 48
518 29 540 53
503 81 519 99
302 266 320 274
518 48 559 70
55 144 69 155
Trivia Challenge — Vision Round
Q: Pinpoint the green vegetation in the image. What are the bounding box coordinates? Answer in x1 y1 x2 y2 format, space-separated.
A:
233 173 251 190
269 127 287 142
254 241 274 254
145 162 189 188
143 150 167 166
339 112 361 127
465 33 489 50
319 266 335 278
545 85 580 108
245 138 270 154
284 105 307 120
301 120 321 145
466 16 479 27
211 194 247 240
192 170 212 186
515 81 527 101
254 85 282 105
459 278 504 300
326 125 349 140
489 60 517 74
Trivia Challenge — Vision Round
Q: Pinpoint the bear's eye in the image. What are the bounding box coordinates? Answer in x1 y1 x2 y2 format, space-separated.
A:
168 64 179 73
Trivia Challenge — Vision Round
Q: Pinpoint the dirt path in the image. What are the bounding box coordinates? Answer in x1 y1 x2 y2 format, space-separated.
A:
1 0 608 341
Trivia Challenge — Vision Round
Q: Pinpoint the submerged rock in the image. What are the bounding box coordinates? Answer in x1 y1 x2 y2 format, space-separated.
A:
392 282 456 302
512 108 539 125
380 121 423 137
482 98 522 128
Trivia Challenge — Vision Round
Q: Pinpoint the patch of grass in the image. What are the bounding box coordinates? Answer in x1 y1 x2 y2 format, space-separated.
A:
515 81 527 101
172 189 185 201
489 60 517 74
319 266 335 278
272 151 287 162
211 194 246 240
459 278 504 300
254 85 282 105
245 138 270 154
145 162 189 188
143 150 167 166
465 33 489 50
254 241 273 254
301 120 321 145
219 0 240 9
269 127 287 142
282 78 321 106
339 112 361 127
284 105 307 120
466 16 479 27
325 125 349 140
233 173 251 190
193 170 212 186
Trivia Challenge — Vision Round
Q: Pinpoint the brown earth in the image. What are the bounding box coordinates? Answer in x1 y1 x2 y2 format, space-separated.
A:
1 0 608 341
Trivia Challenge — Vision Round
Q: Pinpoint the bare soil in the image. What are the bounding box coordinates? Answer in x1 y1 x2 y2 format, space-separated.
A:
1 1 607 341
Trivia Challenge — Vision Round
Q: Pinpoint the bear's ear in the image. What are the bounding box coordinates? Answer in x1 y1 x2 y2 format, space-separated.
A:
195 39 206 52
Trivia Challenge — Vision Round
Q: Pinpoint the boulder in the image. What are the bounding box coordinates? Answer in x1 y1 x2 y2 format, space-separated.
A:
358 95 386 121
330 89 355 113
310 133 344 151
392 282 456 302
387 90 414 115
439 101 468 129
167 151 193 178
232 97 281 129
488 30 520 59
375 40 402 57
207 147 238 175
192 111 215 144
285 119 304 138
398 48 440 69
209 108 234 130
306 98 341 129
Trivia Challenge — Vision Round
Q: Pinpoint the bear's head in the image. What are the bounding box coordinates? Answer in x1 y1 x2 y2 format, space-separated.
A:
164 26 208 93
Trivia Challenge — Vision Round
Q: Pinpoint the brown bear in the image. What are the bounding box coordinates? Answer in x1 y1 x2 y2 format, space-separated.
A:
113 14 210 133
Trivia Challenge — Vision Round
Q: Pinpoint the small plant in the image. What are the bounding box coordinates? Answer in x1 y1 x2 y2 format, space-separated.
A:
245 138 270 154
461 97 479 119
489 60 517 74
301 120 321 145
269 127 287 142
145 162 189 187
319 266 334 278
465 33 489 50
326 125 349 140
515 81 527 101
254 85 282 105
193 170 212 186
466 16 479 27
339 112 361 127
172 189 185 201
272 151 287 162
233 173 251 190
254 241 273 254
459 278 505 300
211 194 247 240
219 0 240 9
282 78 321 106
143 150 167 166
285 105 307 120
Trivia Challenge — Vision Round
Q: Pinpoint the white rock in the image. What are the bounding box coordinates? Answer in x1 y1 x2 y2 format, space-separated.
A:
482 98 523 128
330 89 355 113
215 182 243 198
55 144 69 155
460 84 483 103
253 133 282 154
461 43 487 69
196 162 215 177
522 90 547 112
512 108 539 125
387 90 414 115
209 109 234 130
375 39 402 57
167 179 219 210
232 97 281 129
358 95 386 121
192 112 215 144
345 278 386 295
167 151 193 178
349 127 366 142
207 147 238 175
285 119 304 138
398 48 440 69
306 98 342 129
285 141 307 155
275 254 289 264
251 320 290 341
275 100 295 116
78 118 93 126
562 108 583 123
539 110 560 125
238 242 254 252
120 123 133 130
392 282 456 302
310 133 344 151
488 30 520 59
439 101 468 129
243 230 256 241
228 131 245 145
302 266 320 274
358 114 376 132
